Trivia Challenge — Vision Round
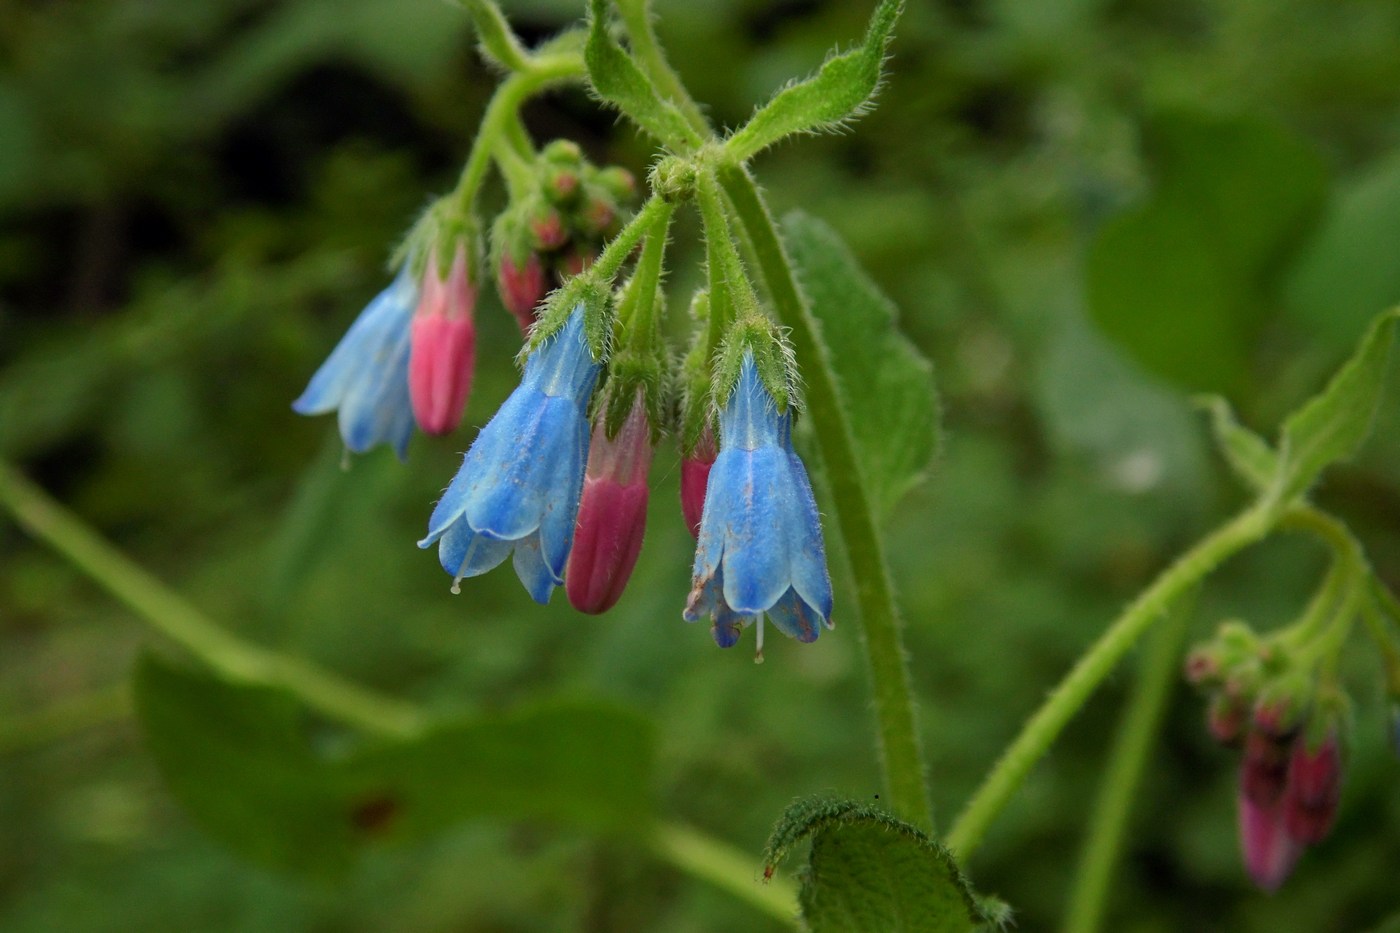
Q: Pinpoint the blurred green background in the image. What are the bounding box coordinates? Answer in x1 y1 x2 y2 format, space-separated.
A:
4 0 1400 929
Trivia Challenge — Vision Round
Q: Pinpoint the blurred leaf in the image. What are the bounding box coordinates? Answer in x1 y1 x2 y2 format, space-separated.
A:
724 0 902 162
763 797 983 933
133 653 354 877
585 0 702 149
135 653 657 876
1087 112 1327 393
1195 395 1277 493
1286 150 1400 349
1274 308 1400 502
783 210 939 517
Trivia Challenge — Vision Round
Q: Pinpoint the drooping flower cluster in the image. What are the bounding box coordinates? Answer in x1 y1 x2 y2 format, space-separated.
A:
291 75 832 658
1186 621 1348 891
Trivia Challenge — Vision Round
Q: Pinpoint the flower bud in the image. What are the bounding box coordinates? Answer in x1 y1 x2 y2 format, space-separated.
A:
542 139 583 165
1240 727 1291 807
1184 647 1221 687
544 166 581 206
1207 694 1247 747
566 398 654 614
681 423 717 538
1252 688 1306 740
595 166 637 204
577 194 619 239
1281 729 1342 845
559 246 596 279
497 252 547 334
1237 790 1302 892
529 206 569 251
409 245 477 435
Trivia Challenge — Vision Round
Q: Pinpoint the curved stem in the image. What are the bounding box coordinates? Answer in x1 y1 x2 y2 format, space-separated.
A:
453 53 586 214
0 461 428 740
613 0 710 138
1062 592 1195 933
650 822 799 928
0 682 130 755
717 162 933 833
945 503 1273 858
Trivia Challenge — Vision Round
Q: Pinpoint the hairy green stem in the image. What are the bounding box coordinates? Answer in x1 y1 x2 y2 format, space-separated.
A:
650 822 799 927
591 194 671 284
0 461 428 740
454 53 585 214
613 0 711 138
453 0 534 73
946 503 1273 858
618 201 674 354
717 162 933 833
1063 593 1195 933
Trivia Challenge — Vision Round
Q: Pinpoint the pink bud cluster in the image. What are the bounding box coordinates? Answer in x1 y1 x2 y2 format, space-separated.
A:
493 143 638 333
1185 629 1345 892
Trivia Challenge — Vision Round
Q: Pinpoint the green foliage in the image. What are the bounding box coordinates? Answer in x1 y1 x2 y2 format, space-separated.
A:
1287 152 1400 348
584 0 703 149
764 797 984 932
724 0 903 163
134 653 657 877
1273 308 1400 503
1087 112 1327 394
1196 395 1277 493
782 210 939 517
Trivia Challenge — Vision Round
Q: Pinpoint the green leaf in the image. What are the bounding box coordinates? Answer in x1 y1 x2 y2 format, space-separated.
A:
584 0 703 149
1273 308 1400 502
1286 150 1400 349
781 211 940 517
1194 395 1278 492
763 797 987 933
1086 111 1327 393
724 0 903 163
134 653 657 876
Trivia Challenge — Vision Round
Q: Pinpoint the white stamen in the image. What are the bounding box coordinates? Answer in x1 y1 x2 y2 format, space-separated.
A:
754 615 765 664
340 448 352 472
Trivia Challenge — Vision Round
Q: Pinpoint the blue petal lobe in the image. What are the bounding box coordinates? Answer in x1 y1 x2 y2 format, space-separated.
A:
464 393 575 541
512 533 556 604
782 449 834 620
437 519 512 578
712 602 752 649
767 587 822 643
718 446 792 615
537 400 589 580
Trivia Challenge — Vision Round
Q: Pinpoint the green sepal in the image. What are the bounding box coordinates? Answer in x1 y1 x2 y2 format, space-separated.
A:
594 351 669 444
724 0 903 163
1271 307 1400 504
1194 395 1278 493
524 273 614 364
584 0 704 150
763 796 993 933
678 291 715 452
393 196 482 282
713 316 796 415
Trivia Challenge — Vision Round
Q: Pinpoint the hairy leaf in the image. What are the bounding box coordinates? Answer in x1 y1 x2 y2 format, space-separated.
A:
764 797 988 933
1195 395 1277 493
725 0 903 162
584 0 702 149
782 210 939 517
1274 308 1400 502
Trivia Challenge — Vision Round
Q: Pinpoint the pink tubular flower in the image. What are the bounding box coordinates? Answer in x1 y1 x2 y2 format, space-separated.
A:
497 252 547 334
409 245 477 435
1281 731 1342 845
1238 789 1303 892
566 399 653 614
680 423 717 538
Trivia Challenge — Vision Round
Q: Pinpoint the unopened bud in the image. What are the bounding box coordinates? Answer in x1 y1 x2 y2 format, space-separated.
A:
1240 727 1291 808
1207 694 1247 747
681 423 718 538
496 253 547 334
595 166 637 204
544 167 581 205
1237 790 1302 892
566 399 654 614
529 207 569 251
559 246 596 278
1282 730 1342 845
409 245 477 435
577 195 618 239
1184 647 1221 687
542 139 583 165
